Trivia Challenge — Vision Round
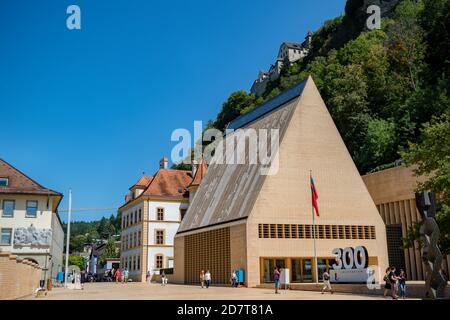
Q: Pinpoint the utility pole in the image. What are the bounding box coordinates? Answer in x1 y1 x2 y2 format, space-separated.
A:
64 190 72 288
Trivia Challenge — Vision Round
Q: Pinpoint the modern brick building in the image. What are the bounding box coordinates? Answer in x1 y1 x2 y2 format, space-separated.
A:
173 76 389 287
362 165 450 280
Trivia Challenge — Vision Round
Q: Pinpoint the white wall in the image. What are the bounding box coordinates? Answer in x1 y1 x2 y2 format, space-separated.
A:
146 200 187 275
0 195 62 280
50 212 64 279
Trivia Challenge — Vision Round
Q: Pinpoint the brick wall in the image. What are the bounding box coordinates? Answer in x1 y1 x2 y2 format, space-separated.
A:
0 251 42 300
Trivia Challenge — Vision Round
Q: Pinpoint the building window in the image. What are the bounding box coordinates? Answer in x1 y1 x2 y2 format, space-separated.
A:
155 230 164 245
1 228 12 245
258 224 376 240
139 209 142 222
155 255 163 269
0 178 8 186
2 200 15 217
138 231 141 246
137 255 140 271
157 207 164 221
26 200 38 217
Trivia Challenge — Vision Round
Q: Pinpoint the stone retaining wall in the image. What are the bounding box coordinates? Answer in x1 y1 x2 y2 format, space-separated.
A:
0 251 42 300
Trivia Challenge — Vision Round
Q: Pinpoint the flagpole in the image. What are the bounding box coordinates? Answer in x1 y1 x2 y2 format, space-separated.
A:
310 170 318 285
64 189 72 288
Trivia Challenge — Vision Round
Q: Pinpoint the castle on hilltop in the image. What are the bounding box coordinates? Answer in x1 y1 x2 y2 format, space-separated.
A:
250 32 312 97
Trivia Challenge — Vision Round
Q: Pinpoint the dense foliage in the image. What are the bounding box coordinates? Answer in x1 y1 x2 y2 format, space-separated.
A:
67 255 86 271
208 0 449 175
401 114 450 254
98 239 121 266
63 214 121 253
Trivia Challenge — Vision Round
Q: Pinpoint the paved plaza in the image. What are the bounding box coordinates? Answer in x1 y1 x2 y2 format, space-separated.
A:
23 282 410 300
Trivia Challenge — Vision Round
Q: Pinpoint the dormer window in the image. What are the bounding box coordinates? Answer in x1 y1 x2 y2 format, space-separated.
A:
0 178 8 186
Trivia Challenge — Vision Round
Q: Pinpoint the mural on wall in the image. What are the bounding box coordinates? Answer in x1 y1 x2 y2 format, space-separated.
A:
14 224 52 246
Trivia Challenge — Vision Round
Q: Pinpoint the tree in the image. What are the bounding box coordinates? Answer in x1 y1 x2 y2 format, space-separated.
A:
68 255 86 271
401 113 450 254
213 91 262 131
70 234 87 253
99 239 119 266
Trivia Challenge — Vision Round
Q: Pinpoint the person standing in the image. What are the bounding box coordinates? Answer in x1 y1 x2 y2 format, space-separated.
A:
230 270 238 288
200 270 205 288
114 269 121 284
389 266 398 299
161 271 168 286
204 270 211 288
383 267 391 298
321 271 333 294
398 269 406 299
122 268 129 284
274 267 281 294
146 271 151 283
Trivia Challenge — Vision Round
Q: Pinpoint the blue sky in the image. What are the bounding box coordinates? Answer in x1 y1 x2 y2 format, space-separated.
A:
0 0 345 221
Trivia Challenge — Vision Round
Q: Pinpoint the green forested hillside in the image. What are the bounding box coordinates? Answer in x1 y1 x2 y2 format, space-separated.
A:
208 0 449 175
63 214 121 253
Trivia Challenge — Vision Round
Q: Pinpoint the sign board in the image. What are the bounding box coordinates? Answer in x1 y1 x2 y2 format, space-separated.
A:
280 268 290 285
330 246 371 283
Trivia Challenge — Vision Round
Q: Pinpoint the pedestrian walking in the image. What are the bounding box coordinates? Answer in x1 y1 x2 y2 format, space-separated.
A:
399 269 406 299
122 268 129 284
161 271 168 286
321 271 333 294
389 266 399 299
200 270 205 288
230 270 238 288
204 270 211 288
146 271 151 283
114 269 121 284
274 267 281 294
383 267 391 298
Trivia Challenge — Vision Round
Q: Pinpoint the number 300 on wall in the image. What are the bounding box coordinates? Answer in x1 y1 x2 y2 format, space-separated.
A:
332 246 368 270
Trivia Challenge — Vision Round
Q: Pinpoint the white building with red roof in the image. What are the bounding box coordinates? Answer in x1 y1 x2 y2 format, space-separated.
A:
0 158 64 282
118 156 207 281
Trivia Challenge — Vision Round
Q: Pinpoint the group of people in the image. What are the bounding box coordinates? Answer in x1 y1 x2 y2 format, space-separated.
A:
383 266 406 299
112 268 129 284
199 270 212 288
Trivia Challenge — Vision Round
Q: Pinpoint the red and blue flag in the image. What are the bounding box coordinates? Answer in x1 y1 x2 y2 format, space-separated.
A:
310 176 319 217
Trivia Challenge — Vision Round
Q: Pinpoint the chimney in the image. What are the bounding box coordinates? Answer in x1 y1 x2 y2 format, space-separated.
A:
159 156 168 169
191 159 198 177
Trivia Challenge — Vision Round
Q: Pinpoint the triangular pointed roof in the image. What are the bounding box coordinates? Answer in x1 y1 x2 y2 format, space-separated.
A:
189 157 208 188
0 158 62 196
177 80 306 233
177 76 385 235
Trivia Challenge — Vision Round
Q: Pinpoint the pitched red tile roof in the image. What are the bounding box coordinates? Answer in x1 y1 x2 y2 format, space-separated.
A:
0 158 62 196
130 175 153 190
189 158 208 187
142 169 192 199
